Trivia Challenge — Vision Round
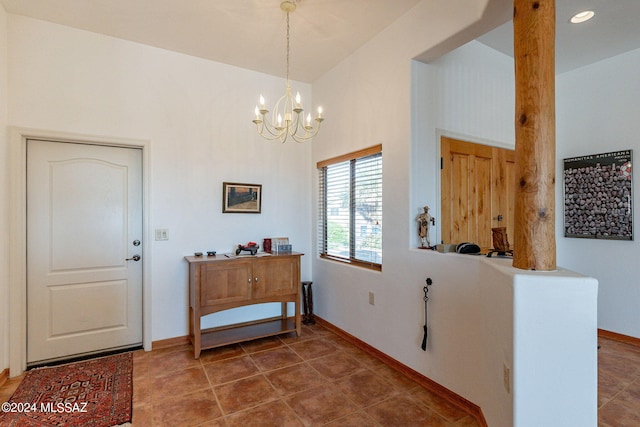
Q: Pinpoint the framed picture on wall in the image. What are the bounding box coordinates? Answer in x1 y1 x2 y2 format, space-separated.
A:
563 150 632 240
222 182 262 213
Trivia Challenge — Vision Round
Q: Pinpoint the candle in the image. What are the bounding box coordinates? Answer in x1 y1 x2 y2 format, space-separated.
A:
306 113 312 126
295 92 302 108
259 95 266 109
254 106 260 120
317 106 323 119
277 114 283 127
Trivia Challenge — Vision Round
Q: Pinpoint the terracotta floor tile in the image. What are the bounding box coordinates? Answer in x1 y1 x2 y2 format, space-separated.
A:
150 366 211 401
240 336 284 353
199 344 246 364
323 410 381 426
335 370 397 408
152 389 222 426
265 362 327 396
149 348 201 377
225 400 304 427
131 402 153 426
374 364 419 392
599 398 640 427
410 386 469 422
303 324 335 337
456 415 482 426
194 418 228 427
598 370 627 407
203 355 259 385
215 374 279 415
250 346 304 372
279 330 317 344
5 335 640 427
340 345 386 369
366 395 451 427
321 334 358 351
289 338 338 361
308 351 365 380
615 378 640 408
285 384 359 426
132 375 151 405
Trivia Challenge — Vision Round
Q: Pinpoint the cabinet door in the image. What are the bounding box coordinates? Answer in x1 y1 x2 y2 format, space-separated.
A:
253 257 298 299
200 260 252 307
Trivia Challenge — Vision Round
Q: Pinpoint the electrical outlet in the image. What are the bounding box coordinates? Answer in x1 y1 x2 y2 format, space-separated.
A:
369 291 375 305
503 363 511 394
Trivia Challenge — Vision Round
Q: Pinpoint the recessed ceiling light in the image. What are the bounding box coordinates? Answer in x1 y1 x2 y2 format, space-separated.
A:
570 10 595 24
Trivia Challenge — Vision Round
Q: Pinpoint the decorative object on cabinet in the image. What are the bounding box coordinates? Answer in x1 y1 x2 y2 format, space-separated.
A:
271 237 291 253
564 150 632 240
236 242 259 255
222 182 262 213
185 252 303 358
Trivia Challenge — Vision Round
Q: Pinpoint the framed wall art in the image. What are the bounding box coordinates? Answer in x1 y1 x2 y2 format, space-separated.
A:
222 182 262 213
563 150 632 240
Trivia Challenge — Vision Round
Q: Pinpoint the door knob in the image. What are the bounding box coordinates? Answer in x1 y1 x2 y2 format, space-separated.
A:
126 255 141 261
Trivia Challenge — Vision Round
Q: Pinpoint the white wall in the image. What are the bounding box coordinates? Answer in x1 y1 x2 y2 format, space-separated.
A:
312 2 597 426
6 15 313 343
557 48 640 338
0 3 9 374
412 40 515 246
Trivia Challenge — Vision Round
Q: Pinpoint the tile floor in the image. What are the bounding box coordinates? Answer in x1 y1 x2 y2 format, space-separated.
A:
1 327 638 426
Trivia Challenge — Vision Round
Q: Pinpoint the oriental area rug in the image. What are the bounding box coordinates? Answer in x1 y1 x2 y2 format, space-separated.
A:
0 352 132 427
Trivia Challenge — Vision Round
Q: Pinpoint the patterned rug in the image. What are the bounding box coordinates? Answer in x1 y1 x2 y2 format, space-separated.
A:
0 352 133 427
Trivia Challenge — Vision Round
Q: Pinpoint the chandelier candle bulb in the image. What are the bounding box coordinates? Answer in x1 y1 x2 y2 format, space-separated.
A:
317 106 323 119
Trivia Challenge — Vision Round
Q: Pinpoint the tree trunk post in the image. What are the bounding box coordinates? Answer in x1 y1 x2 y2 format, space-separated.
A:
512 0 557 270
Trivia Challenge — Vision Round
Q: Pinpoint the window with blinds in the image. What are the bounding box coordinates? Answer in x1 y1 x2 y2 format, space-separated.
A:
317 145 382 271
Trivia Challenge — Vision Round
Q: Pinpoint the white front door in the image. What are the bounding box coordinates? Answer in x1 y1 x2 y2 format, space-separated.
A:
27 139 143 364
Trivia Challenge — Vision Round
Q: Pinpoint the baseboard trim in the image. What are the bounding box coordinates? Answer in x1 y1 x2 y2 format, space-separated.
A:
598 329 640 347
314 316 488 427
152 335 190 350
0 368 8 387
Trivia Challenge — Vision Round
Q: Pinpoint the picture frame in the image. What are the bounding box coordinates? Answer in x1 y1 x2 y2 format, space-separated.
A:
222 182 262 213
563 150 632 240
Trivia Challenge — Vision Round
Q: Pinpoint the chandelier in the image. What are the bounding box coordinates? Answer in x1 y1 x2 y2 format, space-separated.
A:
252 0 323 143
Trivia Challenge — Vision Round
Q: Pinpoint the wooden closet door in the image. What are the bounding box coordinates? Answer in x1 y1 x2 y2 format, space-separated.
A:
441 136 515 250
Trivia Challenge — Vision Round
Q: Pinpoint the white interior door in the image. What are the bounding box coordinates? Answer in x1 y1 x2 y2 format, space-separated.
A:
27 139 143 364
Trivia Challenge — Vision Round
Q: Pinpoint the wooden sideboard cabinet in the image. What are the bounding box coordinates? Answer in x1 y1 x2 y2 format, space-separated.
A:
185 252 303 358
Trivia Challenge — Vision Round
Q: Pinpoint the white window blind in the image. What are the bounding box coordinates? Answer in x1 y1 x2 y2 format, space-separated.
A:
318 145 382 270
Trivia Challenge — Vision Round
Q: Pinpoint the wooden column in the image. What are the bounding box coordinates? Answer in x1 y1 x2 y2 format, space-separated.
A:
512 0 556 270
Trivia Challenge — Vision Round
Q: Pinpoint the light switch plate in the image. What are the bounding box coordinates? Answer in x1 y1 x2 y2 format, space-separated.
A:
155 228 169 241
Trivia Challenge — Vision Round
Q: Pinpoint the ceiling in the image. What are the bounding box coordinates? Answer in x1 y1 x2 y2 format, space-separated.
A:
0 0 638 81
477 0 640 74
